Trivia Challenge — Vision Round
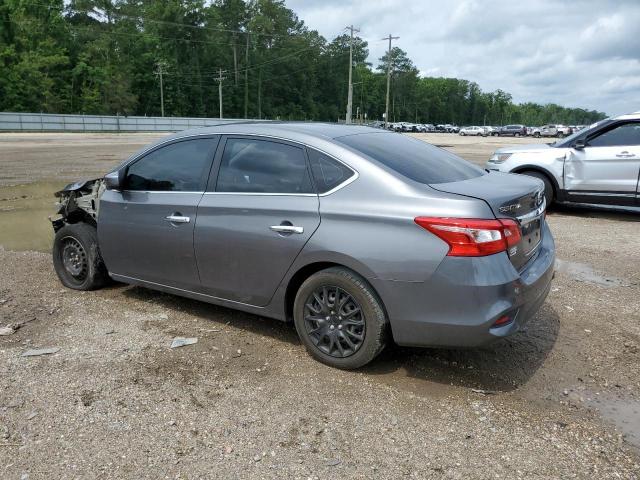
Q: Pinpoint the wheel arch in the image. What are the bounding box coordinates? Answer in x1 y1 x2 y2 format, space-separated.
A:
510 165 560 195
283 260 386 323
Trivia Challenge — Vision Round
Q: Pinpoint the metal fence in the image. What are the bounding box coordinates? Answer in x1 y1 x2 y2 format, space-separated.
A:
0 112 257 132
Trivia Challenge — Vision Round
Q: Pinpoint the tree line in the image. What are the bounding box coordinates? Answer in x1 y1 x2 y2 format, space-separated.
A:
0 0 607 126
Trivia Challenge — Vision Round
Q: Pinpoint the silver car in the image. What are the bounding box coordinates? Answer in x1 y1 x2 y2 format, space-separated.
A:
51 123 555 369
487 112 640 207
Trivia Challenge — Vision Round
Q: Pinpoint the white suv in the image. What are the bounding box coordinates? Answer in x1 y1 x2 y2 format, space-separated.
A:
486 112 640 208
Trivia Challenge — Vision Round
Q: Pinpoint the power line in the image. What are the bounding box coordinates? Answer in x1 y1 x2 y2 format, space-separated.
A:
16 0 310 39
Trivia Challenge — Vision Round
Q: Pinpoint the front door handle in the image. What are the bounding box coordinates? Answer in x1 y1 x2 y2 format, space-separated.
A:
270 225 304 234
616 151 636 158
165 214 190 224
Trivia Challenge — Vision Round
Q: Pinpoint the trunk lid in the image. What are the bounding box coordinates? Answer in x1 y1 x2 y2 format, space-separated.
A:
430 171 546 270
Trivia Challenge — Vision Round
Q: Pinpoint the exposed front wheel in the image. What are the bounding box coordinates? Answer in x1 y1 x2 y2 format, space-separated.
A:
293 267 388 369
521 170 555 206
52 223 109 290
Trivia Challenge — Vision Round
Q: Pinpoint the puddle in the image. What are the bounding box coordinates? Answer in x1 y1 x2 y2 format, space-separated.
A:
555 258 630 288
0 181 66 252
586 393 640 450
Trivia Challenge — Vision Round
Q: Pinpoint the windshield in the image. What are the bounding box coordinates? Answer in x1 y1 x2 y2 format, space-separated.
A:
336 132 484 184
553 119 612 147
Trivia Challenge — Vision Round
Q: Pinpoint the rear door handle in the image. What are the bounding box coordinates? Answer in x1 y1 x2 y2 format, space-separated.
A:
270 225 304 234
616 151 636 158
165 214 190 224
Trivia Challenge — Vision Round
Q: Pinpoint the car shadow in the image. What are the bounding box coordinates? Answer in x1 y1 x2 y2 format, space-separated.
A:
119 286 301 345
119 285 559 393
361 304 561 393
549 203 639 222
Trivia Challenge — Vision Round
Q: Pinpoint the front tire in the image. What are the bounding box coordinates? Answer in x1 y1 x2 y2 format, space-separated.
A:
293 267 387 369
52 223 109 290
521 170 555 206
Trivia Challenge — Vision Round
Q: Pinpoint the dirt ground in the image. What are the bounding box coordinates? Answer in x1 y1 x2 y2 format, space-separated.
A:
1 132 639 479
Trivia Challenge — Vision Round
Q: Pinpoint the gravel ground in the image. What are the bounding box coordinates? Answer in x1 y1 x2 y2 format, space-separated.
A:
1 132 639 479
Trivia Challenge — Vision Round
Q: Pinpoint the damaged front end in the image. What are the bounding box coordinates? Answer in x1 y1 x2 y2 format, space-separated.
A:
50 179 106 232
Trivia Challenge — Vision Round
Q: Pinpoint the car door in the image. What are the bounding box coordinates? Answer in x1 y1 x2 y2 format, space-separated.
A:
194 136 320 306
98 136 219 290
564 121 640 206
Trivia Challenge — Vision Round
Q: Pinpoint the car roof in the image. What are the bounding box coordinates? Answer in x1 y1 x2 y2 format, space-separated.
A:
166 121 382 142
125 121 389 164
614 111 640 121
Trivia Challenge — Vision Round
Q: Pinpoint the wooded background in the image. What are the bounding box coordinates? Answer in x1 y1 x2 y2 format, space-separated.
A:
0 0 606 125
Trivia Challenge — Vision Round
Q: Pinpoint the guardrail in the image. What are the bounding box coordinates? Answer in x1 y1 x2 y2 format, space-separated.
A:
0 112 257 132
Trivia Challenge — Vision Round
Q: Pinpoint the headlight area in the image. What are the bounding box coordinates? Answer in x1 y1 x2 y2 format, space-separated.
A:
488 153 512 164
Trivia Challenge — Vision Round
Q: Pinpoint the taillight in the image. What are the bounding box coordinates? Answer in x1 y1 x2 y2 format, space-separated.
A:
414 217 522 257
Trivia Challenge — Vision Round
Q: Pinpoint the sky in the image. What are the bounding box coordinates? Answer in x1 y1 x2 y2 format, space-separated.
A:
285 0 640 117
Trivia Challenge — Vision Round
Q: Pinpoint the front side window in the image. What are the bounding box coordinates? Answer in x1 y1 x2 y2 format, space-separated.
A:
336 132 483 185
126 137 218 191
216 138 313 194
307 149 355 194
588 122 640 147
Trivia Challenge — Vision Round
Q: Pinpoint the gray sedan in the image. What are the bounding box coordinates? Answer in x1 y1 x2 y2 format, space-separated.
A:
51 123 555 369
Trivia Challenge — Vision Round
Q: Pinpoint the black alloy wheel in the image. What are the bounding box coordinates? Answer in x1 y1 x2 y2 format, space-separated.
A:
303 285 365 358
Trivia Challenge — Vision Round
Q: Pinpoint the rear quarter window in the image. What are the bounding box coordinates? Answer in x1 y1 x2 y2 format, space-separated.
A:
307 149 355 193
336 132 483 184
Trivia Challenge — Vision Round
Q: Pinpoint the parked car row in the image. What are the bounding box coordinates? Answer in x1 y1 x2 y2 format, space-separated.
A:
370 121 588 138
369 122 460 133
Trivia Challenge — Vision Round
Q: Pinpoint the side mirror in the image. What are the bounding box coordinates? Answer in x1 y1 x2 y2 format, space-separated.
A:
104 171 123 190
573 139 586 150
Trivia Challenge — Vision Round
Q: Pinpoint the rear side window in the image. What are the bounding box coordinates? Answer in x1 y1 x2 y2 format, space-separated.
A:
216 138 313 194
336 132 483 184
126 137 218 191
307 149 355 193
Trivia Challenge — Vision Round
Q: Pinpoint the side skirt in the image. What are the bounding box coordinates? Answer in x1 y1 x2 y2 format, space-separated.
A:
109 273 286 321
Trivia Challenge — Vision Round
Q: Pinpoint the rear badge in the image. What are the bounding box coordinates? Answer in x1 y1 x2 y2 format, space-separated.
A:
509 246 518 257
499 203 521 213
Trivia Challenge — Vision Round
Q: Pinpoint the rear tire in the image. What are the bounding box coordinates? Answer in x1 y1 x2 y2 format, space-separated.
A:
52 223 109 290
520 171 554 206
293 267 387 369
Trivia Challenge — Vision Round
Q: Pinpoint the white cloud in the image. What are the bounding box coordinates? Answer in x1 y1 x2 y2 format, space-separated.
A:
286 0 640 116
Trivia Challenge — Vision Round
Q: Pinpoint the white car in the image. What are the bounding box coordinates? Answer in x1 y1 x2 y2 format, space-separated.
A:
486 111 640 207
459 126 487 136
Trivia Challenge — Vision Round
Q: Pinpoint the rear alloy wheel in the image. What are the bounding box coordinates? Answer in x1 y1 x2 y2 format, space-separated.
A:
294 267 387 369
53 223 109 290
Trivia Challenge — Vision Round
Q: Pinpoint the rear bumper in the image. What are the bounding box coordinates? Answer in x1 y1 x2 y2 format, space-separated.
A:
372 221 556 348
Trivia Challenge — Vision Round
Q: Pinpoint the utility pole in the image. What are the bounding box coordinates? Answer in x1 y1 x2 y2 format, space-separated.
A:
345 25 360 124
258 67 262 119
244 31 249 119
215 68 227 119
381 34 399 129
155 61 168 117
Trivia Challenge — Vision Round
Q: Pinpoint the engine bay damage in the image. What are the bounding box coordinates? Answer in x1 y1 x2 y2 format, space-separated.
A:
50 179 105 232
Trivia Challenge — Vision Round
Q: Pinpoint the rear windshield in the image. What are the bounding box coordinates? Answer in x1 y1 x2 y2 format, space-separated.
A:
336 132 483 184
